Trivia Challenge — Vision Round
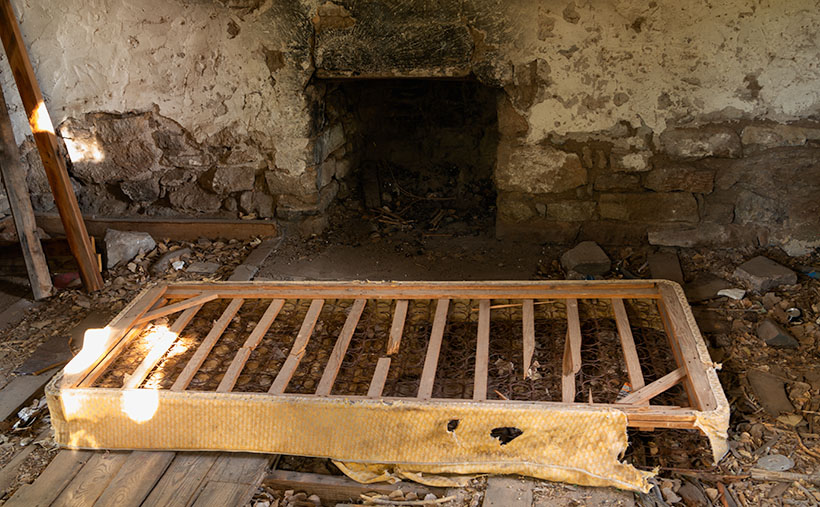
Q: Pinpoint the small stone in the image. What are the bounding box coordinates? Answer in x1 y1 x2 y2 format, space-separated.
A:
210 165 255 194
705 488 718 501
424 493 437 501
171 260 185 270
757 454 795 472
151 247 192 274
388 490 404 499
734 256 797 293
404 492 418 501
757 319 799 348
717 288 746 300
187 261 220 274
103 229 156 269
761 292 782 310
535 203 547 216
560 241 611 275
307 493 321 505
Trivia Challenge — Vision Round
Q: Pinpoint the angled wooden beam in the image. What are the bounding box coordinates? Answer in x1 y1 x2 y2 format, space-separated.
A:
123 303 203 389
386 300 408 355
417 299 449 399
611 298 646 395
135 294 218 325
315 299 366 396
522 299 535 378
473 300 490 400
0 0 103 292
367 357 391 398
171 299 244 391
268 299 325 394
616 367 686 405
0 83 52 300
217 299 285 393
561 299 582 403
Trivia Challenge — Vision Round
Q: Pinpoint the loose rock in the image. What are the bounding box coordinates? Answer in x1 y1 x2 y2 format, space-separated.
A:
186 261 220 274
151 247 193 274
757 318 799 348
734 256 797 293
757 454 795 472
104 229 156 269
685 274 733 302
747 369 795 416
560 241 611 276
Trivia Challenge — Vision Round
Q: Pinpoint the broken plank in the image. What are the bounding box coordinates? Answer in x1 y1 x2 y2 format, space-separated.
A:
418 298 449 399
316 299 367 395
51 451 129 507
474 299 490 400
611 298 646 393
123 303 202 389
367 357 391 398
264 470 441 505
4 449 93 507
171 299 244 391
93 451 175 507
522 299 535 378
616 367 686 405
217 299 284 393
63 285 166 388
387 299 408 355
135 293 217 325
268 299 325 394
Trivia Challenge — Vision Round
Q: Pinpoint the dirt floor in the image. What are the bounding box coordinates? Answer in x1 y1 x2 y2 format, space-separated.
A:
0 196 818 505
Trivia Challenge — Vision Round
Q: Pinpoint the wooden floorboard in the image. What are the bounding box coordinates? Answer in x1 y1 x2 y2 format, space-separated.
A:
4 450 92 507
142 453 218 507
51 451 129 507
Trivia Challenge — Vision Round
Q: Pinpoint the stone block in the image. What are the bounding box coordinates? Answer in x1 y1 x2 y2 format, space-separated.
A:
104 229 156 269
313 124 345 163
594 173 641 192
496 142 587 194
734 189 784 225
659 126 742 160
648 224 759 248
561 241 611 275
577 221 647 245
734 256 797 293
599 192 698 223
497 95 529 138
497 193 535 222
120 178 160 203
265 166 318 197
757 318 799 348
210 165 256 194
546 201 596 221
168 184 222 213
610 149 652 172
495 219 579 244
644 165 714 193
741 124 820 151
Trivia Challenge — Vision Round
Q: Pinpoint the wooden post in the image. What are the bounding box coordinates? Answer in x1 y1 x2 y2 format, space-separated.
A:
0 82 52 300
0 0 103 291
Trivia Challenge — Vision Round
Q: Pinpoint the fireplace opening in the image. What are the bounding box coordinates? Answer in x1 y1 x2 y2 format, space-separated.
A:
318 78 500 236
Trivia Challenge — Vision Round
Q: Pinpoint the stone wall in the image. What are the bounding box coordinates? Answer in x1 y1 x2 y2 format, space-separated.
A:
0 0 818 252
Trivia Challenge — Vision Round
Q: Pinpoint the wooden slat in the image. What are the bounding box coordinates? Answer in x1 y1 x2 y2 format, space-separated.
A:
616 367 686 405
268 299 325 394
52 451 129 507
657 284 717 411
611 298 646 393
561 334 575 403
191 480 256 507
135 293 218 325
473 299 490 400
217 299 285 392
3 449 92 507
0 84 52 300
316 299 367 395
565 298 582 371
417 298 449 399
367 357 391 398
522 299 535 378
142 453 218 507
0 0 103 292
171 299 244 391
387 299 408 354
123 303 203 389
63 285 166 388
93 451 175 507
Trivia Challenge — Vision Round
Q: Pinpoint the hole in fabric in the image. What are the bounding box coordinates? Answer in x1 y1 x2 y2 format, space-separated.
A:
447 419 460 432
490 427 523 445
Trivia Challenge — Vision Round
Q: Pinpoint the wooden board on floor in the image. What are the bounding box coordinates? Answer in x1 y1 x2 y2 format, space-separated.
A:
51 451 129 507
4 450 93 507
0 367 58 422
142 453 219 507
16 310 110 375
92 451 175 507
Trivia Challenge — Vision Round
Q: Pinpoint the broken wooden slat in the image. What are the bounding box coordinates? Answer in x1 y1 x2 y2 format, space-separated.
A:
0 0 103 292
268 299 325 394
217 299 285 393
611 298 646 394
135 294 218 325
171 299 244 391
616 367 686 405
0 84 52 300
522 299 535 378
64 286 166 388
387 299 408 355
561 334 575 403
123 303 202 389
316 299 367 395
473 299 490 400
417 298 449 399
367 357 391 398
657 284 717 411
